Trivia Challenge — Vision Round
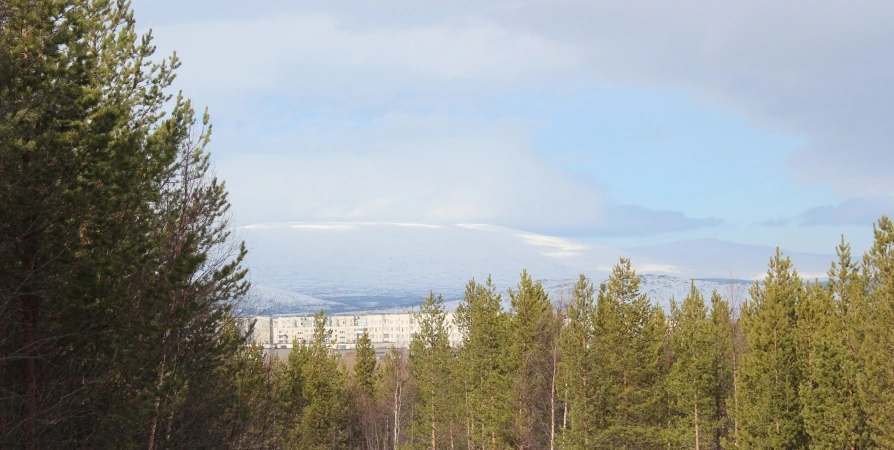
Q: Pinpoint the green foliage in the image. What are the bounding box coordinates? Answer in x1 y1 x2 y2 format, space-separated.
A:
0 1 250 447
292 310 351 450
355 330 378 397
508 270 556 449
735 249 806 449
408 292 458 449
667 282 716 449
859 217 894 447
709 291 735 449
455 276 513 448
558 275 599 449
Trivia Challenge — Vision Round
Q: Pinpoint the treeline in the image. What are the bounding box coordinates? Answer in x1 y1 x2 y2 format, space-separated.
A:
220 217 894 449
4 1 894 449
263 221 894 450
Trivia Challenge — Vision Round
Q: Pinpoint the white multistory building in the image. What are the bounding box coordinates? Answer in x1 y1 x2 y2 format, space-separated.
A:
241 312 462 350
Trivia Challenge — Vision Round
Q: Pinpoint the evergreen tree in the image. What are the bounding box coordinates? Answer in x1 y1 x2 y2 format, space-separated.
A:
734 249 806 449
592 259 668 448
0 1 249 447
827 236 871 449
558 275 599 450
293 310 351 449
859 216 894 447
797 280 864 449
455 277 513 448
355 330 378 397
507 270 555 449
408 293 456 450
667 282 716 450
709 291 735 449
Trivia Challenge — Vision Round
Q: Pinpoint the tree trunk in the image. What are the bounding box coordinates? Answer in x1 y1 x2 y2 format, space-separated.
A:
694 395 701 450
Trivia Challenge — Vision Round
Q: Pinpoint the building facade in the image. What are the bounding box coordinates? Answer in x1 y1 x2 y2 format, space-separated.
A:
241 312 462 350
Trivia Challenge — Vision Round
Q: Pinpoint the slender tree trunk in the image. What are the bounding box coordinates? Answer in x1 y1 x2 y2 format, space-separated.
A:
550 340 558 450
694 394 701 450
22 291 40 450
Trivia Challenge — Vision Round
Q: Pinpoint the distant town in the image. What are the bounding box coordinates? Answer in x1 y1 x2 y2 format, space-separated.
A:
240 312 463 351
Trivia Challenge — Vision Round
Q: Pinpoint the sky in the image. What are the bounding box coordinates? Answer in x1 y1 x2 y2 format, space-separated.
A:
132 0 894 254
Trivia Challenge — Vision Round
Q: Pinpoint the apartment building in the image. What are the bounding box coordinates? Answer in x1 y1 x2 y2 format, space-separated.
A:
241 312 462 350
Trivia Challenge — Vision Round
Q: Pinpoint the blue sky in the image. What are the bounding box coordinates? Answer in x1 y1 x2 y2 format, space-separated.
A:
133 0 894 254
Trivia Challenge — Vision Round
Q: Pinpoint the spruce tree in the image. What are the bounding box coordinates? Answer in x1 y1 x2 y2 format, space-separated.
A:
734 249 806 449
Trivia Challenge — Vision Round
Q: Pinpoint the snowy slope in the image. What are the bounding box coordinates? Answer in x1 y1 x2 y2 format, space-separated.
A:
238 222 833 312
625 239 834 280
237 285 352 315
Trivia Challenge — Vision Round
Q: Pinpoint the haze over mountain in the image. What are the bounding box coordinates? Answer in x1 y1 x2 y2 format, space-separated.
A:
239 222 834 314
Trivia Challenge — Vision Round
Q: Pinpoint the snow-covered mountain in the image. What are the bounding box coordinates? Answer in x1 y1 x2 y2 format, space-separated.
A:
236 285 353 315
238 222 833 313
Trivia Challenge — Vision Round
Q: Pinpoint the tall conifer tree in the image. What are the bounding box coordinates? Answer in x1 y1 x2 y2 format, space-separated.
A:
508 270 555 449
408 293 456 450
558 275 598 450
859 216 894 446
456 277 512 448
734 249 805 449
592 259 668 448
709 291 735 449
668 282 716 450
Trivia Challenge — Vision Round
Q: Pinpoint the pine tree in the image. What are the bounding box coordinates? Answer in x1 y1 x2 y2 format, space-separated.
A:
355 330 378 397
558 275 599 450
408 292 456 450
0 2 249 447
709 290 735 449
294 310 351 449
859 216 894 446
592 259 668 448
734 249 806 449
507 270 555 449
667 282 716 450
827 236 871 449
797 280 863 449
455 277 513 448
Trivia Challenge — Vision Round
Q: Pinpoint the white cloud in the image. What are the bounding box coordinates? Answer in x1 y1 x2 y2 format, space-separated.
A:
216 113 717 235
217 114 608 229
136 0 894 232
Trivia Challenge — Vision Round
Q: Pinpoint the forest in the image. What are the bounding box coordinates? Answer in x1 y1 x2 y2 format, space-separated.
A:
3 1 894 449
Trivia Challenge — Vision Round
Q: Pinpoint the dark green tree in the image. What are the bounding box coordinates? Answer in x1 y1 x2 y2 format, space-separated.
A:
0 1 249 447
